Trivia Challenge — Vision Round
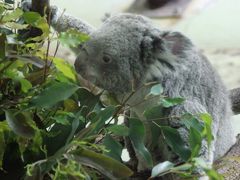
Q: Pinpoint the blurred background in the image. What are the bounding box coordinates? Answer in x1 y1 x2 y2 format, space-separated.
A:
51 0 240 136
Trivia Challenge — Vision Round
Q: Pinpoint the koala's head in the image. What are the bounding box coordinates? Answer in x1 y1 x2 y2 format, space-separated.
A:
74 13 191 94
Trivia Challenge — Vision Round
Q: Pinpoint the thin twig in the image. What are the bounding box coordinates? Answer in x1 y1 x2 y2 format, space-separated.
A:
0 60 14 75
43 36 51 82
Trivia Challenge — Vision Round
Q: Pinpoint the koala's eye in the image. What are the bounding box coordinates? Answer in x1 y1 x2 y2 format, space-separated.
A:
102 55 112 64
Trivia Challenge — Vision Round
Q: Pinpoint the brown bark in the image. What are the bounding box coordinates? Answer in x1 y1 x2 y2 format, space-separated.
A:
230 88 240 115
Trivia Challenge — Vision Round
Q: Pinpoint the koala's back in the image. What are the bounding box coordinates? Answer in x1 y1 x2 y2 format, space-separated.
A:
153 41 235 159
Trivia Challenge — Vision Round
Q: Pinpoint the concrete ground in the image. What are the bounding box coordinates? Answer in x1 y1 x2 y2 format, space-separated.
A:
51 0 240 135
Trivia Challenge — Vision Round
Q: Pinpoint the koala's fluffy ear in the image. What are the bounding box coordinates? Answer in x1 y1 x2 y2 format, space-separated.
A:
161 31 193 56
140 29 165 65
140 30 193 65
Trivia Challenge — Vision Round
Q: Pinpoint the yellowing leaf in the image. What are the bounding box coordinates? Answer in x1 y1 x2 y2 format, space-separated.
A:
52 57 76 81
5 22 28 29
59 29 89 48
19 78 32 93
2 8 23 22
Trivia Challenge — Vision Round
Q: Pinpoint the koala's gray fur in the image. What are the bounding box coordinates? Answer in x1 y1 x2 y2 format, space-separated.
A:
50 7 236 174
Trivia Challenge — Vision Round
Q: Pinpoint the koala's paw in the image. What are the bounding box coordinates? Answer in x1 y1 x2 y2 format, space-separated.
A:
21 0 32 12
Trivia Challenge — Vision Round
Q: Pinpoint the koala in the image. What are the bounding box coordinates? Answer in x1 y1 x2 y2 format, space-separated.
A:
74 13 235 153
22 2 236 177
74 13 236 173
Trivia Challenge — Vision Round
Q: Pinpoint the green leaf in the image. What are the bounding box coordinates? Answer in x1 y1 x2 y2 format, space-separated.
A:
77 88 100 117
129 118 153 167
59 29 90 48
0 33 6 60
199 113 214 148
64 99 79 112
22 11 41 25
23 11 49 36
143 105 163 120
106 124 129 136
52 57 76 81
151 161 174 178
0 133 4 167
65 110 82 145
103 135 123 161
2 8 23 22
193 157 223 180
146 84 163 98
5 0 14 4
181 113 204 132
72 148 133 179
30 82 79 108
0 6 4 16
43 123 72 156
205 169 224 180
88 106 116 136
52 111 72 125
5 22 28 29
161 126 191 161
143 105 164 148
161 97 185 108
193 157 209 169
171 163 192 171
19 78 32 93
189 127 202 158
5 110 35 138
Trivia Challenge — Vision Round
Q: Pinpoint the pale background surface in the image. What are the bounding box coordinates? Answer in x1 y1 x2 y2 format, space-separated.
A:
51 0 240 136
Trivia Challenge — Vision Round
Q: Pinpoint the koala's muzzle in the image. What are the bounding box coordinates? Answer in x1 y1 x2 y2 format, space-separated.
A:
74 56 99 85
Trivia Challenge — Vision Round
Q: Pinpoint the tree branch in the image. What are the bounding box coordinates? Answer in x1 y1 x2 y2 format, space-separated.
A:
230 88 240 115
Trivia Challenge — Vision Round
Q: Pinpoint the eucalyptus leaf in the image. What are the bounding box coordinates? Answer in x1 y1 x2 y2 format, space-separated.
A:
2 8 23 22
205 169 224 180
5 0 14 4
160 126 191 161
59 29 90 48
72 148 133 179
199 113 214 148
103 134 123 161
106 124 129 136
19 78 32 93
143 105 164 148
181 113 204 132
129 118 153 167
146 84 163 98
52 57 76 81
171 163 192 171
189 127 202 158
5 22 28 29
5 110 35 138
77 88 100 117
161 97 185 108
87 106 116 136
151 161 174 178
30 82 79 108
143 105 163 120
23 11 50 36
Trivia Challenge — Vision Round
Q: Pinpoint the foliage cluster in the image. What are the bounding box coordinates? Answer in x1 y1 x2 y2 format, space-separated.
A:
0 1 222 179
